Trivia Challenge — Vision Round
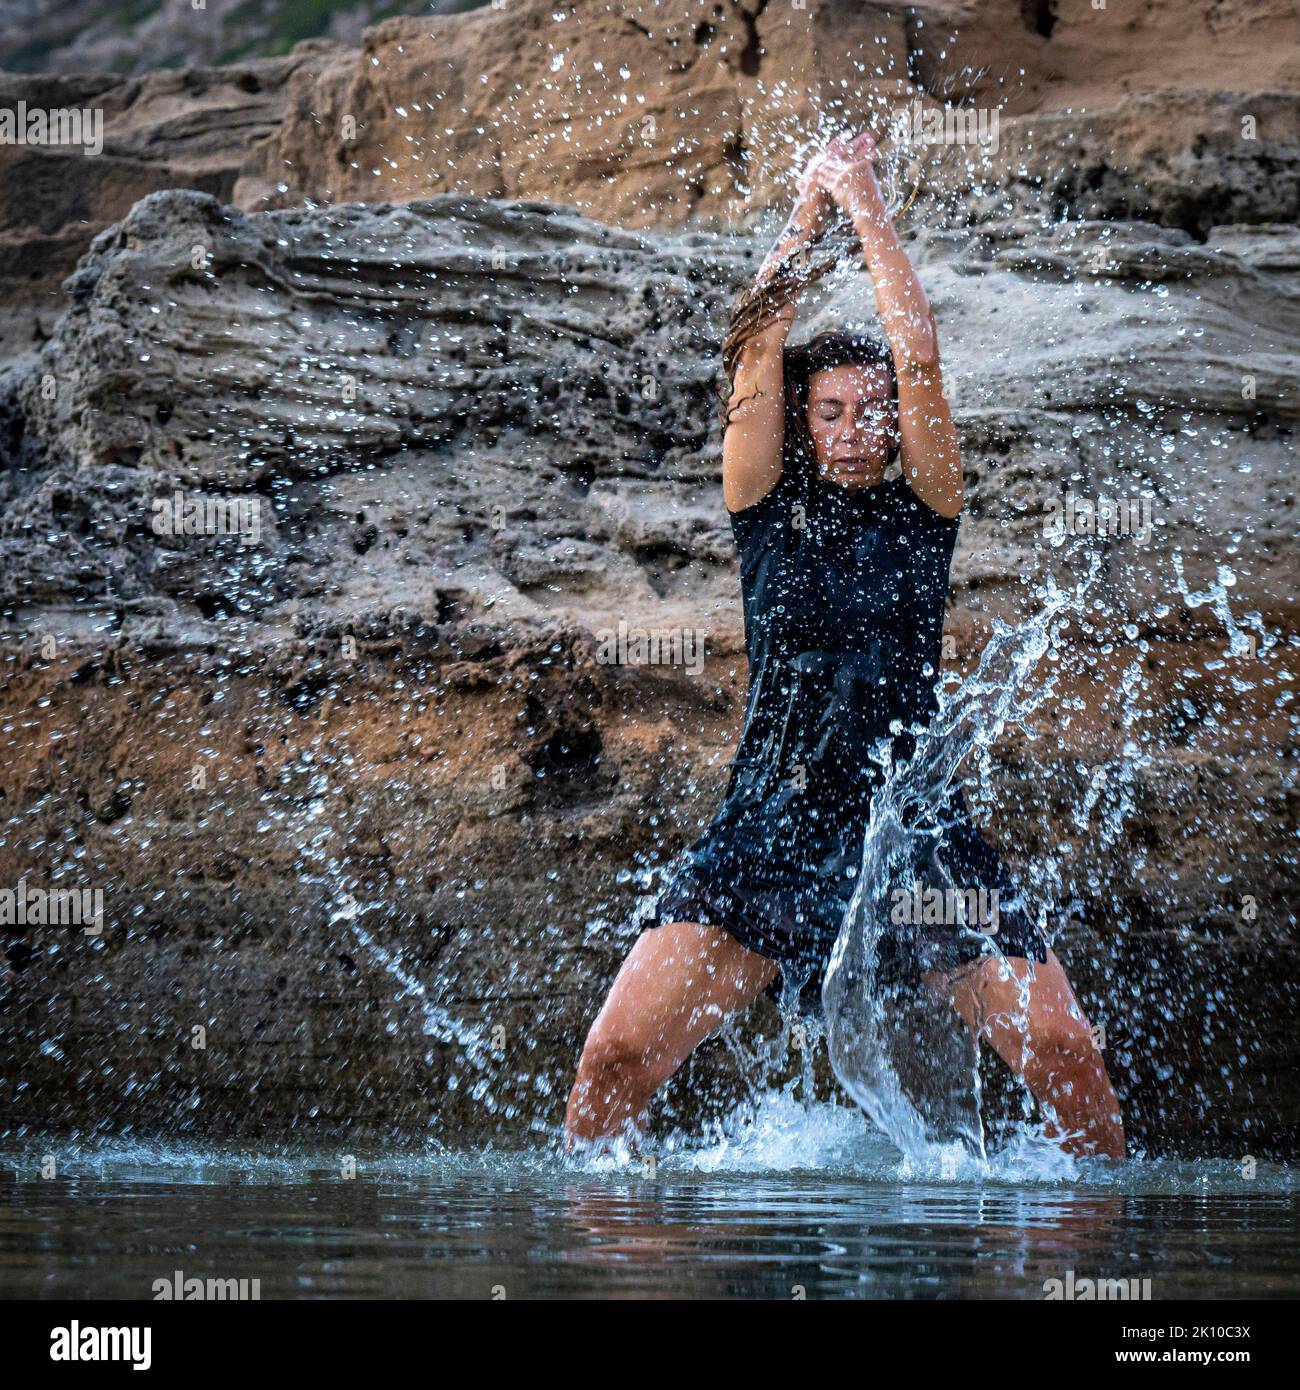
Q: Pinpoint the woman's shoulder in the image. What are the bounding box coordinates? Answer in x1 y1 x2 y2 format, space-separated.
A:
727 467 798 543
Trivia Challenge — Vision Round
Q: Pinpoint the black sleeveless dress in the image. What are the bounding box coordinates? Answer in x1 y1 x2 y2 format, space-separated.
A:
639 453 1048 1013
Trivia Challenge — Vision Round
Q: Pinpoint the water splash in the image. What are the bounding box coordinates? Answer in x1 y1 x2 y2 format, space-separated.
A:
823 560 1101 1164
294 788 501 1115
334 894 488 1054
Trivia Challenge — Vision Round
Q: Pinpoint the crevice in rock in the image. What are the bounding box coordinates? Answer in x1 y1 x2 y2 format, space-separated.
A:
1021 0 1059 40
735 0 771 78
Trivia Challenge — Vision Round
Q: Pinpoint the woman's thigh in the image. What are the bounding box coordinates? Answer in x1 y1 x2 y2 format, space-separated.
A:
928 947 1094 1064
585 920 779 1087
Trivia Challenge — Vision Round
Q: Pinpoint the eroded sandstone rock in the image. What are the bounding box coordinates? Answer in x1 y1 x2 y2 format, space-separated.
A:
3 0 1297 372
0 51 333 360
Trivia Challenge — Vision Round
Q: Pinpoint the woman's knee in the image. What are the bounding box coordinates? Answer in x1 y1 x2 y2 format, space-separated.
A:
574 1025 661 1104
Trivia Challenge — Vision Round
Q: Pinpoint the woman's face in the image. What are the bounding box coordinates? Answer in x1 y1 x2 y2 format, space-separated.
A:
806 363 898 489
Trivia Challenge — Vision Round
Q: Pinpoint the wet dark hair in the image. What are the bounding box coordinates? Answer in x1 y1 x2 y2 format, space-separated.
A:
780 330 901 495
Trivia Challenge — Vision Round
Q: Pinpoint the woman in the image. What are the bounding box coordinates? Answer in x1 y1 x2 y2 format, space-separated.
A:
565 134 1125 1159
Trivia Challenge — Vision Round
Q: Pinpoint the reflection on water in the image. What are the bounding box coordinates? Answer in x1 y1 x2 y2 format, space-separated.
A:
4 1104 1296 1300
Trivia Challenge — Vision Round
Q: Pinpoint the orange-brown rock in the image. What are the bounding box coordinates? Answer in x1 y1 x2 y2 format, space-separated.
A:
249 0 1300 232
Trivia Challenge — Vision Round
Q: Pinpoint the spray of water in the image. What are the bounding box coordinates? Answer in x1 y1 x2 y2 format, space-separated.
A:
822 559 1101 1166
293 785 501 1120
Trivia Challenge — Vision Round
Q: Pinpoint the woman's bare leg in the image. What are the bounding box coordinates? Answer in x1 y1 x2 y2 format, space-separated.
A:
929 948 1126 1158
565 921 778 1146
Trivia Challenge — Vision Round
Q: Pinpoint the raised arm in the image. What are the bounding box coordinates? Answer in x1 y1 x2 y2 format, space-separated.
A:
721 164 836 513
819 134 964 519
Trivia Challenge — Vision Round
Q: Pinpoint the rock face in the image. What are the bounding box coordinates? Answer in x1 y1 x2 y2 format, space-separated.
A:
251 0 1300 233
0 0 1297 1154
0 51 333 361
4 0 1298 368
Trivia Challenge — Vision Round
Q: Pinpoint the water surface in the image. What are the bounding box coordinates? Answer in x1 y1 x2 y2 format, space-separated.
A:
5 1101 1296 1300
